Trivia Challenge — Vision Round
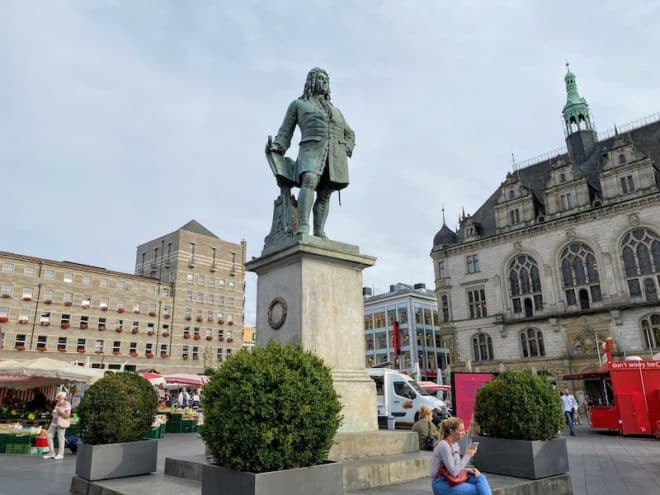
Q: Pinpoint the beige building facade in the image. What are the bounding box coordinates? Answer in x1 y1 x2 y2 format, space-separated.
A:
0 220 246 373
430 69 660 390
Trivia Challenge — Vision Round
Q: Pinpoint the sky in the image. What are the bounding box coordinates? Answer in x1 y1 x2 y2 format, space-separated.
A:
2 1 660 326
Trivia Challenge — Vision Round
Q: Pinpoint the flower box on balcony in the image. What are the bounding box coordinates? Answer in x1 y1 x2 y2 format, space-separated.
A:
78 349 85 354
149 311 156 317
193 335 201 340
58 348 66 353
95 351 103 355
146 353 154 359
64 301 72 306
44 299 53 305
206 336 213 341
1 294 10 298
98 325 106 331
37 348 47 352
129 352 137 357
196 316 203 322
218 319 225 325
40 321 50 327
218 336 225 341
100 306 108 312
163 314 171 319
147 330 154 336
61 322 70 329
133 309 141 314
160 353 169 359
228 321 234 326
182 355 189 360
116 327 123 333
81 303 90 309
18 319 28 324
22 296 32 301
15 345 26 351
113 351 121 356
0 316 8 323
162 332 170 337
80 323 89 330
184 315 191 321
132 328 139 335
183 334 191 340
227 338 234 343
117 308 125 313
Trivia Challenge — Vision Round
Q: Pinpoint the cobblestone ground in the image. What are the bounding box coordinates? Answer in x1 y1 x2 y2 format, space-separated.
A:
0 425 658 495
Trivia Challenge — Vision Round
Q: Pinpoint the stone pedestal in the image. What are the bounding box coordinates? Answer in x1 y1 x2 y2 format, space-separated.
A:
246 235 377 432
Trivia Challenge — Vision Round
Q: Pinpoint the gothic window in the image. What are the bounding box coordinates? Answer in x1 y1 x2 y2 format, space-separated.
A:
641 314 660 350
620 228 660 302
472 333 494 362
560 243 602 310
467 287 487 319
509 255 543 316
520 328 545 358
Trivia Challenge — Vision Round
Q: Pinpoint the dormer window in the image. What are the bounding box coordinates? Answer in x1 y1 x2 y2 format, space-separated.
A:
618 153 626 165
560 193 573 210
559 173 566 183
620 176 634 194
509 190 515 200
509 209 520 225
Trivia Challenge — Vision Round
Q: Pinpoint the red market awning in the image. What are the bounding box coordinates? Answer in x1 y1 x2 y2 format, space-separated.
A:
417 381 451 393
163 374 209 387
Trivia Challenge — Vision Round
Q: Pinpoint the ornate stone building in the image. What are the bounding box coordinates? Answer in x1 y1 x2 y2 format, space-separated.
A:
0 220 246 373
430 67 660 390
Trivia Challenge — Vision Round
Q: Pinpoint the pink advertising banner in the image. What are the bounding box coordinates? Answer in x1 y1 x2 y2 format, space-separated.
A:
451 372 493 431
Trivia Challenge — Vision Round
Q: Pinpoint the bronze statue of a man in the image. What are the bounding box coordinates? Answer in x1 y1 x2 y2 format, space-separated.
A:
269 68 355 238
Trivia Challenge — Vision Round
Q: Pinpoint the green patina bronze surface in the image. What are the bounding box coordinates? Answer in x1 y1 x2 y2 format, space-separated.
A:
264 67 355 253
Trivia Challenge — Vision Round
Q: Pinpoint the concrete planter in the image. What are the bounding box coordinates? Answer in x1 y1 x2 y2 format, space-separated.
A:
75 439 158 481
472 435 568 479
201 461 343 495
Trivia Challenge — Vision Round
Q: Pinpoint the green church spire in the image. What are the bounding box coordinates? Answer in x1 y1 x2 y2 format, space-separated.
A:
562 62 592 135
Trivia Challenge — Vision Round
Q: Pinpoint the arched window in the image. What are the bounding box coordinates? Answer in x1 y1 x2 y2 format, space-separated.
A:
620 228 660 302
520 328 545 358
560 242 602 310
641 314 660 350
509 255 543 316
472 333 494 362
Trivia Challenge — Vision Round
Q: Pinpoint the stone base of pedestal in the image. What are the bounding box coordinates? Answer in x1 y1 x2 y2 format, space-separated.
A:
332 369 378 433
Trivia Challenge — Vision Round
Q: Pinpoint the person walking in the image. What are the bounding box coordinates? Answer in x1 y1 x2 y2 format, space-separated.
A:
43 391 71 460
561 389 578 436
431 417 492 495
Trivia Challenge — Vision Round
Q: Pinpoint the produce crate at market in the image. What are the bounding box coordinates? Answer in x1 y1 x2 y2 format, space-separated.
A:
3 435 34 455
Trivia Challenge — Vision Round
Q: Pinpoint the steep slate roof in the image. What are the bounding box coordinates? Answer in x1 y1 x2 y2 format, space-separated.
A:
454 119 660 245
178 220 219 239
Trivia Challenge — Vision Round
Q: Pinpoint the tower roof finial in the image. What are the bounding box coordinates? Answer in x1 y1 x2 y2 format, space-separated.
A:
441 205 446 226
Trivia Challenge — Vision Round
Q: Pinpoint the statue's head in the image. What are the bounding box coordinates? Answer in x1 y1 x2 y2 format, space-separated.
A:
302 67 331 100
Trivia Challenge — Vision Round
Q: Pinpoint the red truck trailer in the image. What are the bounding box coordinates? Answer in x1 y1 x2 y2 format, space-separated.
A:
564 338 660 437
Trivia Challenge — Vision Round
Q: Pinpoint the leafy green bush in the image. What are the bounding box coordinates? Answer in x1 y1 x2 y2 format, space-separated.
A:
78 373 158 445
201 342 342 473
474 371 563 441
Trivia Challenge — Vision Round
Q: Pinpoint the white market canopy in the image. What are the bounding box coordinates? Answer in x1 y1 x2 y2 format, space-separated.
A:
0 357 104 389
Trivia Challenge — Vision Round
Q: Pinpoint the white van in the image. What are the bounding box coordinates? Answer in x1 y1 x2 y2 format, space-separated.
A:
366 368 447 426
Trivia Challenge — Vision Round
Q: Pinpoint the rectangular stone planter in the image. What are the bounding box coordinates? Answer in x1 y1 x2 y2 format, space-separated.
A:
202 461 343 495
472 435 568 479
75 439 158 481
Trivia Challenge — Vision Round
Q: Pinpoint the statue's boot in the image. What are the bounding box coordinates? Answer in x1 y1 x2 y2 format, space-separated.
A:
296 186 314 235
313 190 331 239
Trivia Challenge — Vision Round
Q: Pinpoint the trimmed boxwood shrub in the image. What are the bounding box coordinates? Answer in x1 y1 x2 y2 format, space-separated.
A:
474 370 563 441
78 373 158 445
201 342 342 473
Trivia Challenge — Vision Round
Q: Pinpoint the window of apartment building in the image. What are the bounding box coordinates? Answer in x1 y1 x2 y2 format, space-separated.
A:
146 286 155 295
162 287 170 297
520 328 545 358
208 277 215 287
509 209 521 225
24 266 35 277
185 290 193 301
226 329 233 341
438 260 447 279
160 344 168 356
192 346 199 360
132 321 140 333
365 334 374 351
228 281 235 290
620 175 635 194
205 310 213 322
15 334 26 349
44 269 55 280
226 349 232 358
63 272 73 283
182 345 190 359
207 293 215 304
145 343 153 355
77 338 86 352
79 315 89 328
1 284 13 297
163 305 171 317
440 293 450 322
132 302 141 313
43 289 54 303
116 319 124 330
63 292 73 305
82 275 91 286
197 275 205 286
217 348 223 363
18 309 30 323
621 228 660 302
226 314 233 323
194 327 200 338
559 172 566 183
60 313 70 326
98 317 107 330
184 308 192 319
36 336 47 350
364 314 374 331
218 279 225 289
57 337 67 351
375 332 387 349
373 311 385 328
81 295 91 308
467 287 487 319
509 255 544 316
217 295 225 306
466 254 479 274
0 307 9 322
196 292 204 303
117 299 126 311
148 303 156 315
186 273 194 283
2 263 14 273
196 309 204 319
228 297 236 307
112 341 121 354
99 297 109 310
129 342 137 354
641 314 660 350
217 328 224 340
116 280 125 289
99 278 108 288
472 333 493 361
22 287 34 301
560 193 573 210
560 242 602 310
40 312 50 325
95 340 104 353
